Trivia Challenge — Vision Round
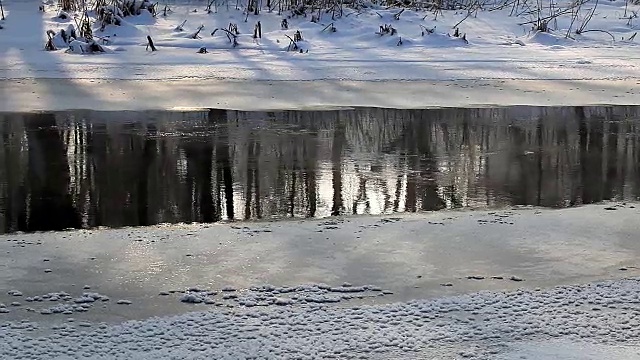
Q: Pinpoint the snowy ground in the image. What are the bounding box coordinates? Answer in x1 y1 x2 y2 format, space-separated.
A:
4 278 640 359
2 1 640 358
1 203 640 358
1 0 640 110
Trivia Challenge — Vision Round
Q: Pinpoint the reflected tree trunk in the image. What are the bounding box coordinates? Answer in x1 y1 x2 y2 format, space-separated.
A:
86 124 103 227
578 109 604 204
536 118 543 206
289 148 296 217
404 128 418 212
184 138 215 223
419 118 445 211
353 168 368 215
254 141 261 219
331 121 344 216
604 121 619 199
25 113 81 231
245 140 255 220
393 171 403 212
303 139 317 218
212 110 234 220
137 124 157 226
200 140 215 223
1 120 27 233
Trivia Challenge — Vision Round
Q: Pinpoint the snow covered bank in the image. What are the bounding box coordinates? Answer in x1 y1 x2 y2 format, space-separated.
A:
2 1 640 110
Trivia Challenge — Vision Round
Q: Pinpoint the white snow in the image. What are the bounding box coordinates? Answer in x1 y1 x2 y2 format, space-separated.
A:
1 277 640 358
497 341 640 360
1 203 639 357
1 0 640 110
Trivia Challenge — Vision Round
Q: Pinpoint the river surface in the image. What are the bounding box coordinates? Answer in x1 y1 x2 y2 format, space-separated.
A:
0 106 638 233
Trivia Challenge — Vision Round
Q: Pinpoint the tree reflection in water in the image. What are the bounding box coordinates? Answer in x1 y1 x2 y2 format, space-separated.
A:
0 106 638 233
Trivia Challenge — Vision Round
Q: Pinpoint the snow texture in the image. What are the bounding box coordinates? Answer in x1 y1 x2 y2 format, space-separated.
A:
2 278 640 359
1 1 640 110
172 283 389 307
0 291 112 317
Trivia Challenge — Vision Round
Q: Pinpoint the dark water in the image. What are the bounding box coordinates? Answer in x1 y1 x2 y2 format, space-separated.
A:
0 106 639 233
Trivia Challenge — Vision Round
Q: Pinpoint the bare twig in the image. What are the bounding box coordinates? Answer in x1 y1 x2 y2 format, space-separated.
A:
393 8 405 20
322 22 336 32
576 0 599 34
284 33 298 51
191 24 205 39
419 24 436 35
580 29 615 41
453 1 479 29
211 27 239 47
146 35 157 51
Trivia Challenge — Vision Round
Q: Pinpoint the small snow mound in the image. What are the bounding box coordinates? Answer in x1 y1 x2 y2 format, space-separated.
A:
330 286 366 293
73 296 96 304
187 287 206 293
203 298 216 305
82 292 109 301
302 295 342 303
274 298 294 306
241 300 257 307
8 290 23 297
526 31 573 46
46 304 75 314
66 40 111 55
419 32 470 47
180 294 201 303
116 300 132 305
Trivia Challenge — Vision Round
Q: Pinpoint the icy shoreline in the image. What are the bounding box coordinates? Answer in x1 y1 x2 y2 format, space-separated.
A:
2 78 640 112
1 203 639 319
2 203 640 358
